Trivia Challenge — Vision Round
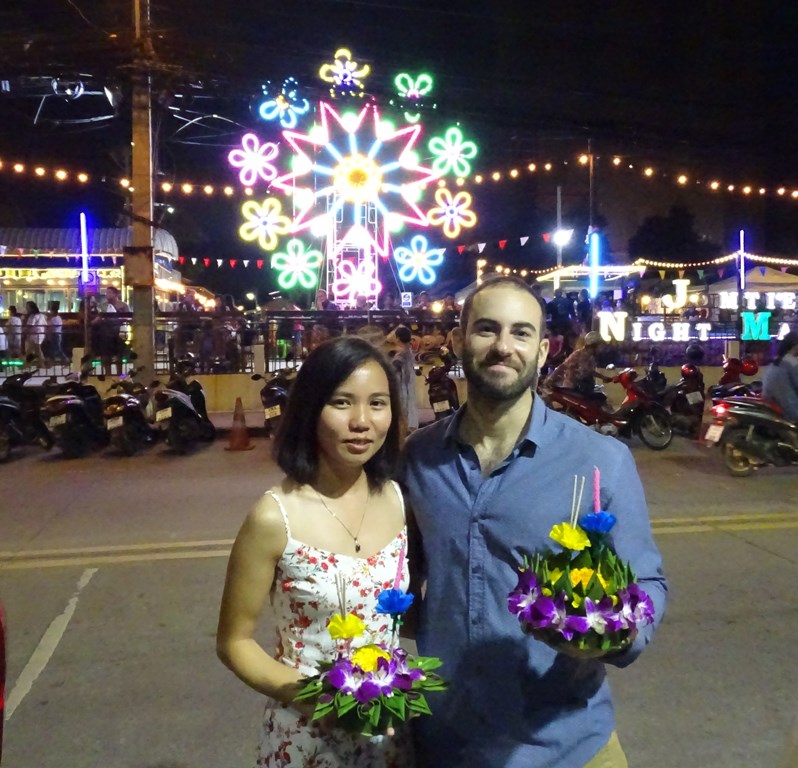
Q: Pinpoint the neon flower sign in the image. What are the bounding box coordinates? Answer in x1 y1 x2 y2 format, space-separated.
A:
427 187 477 239
270 238 324 290
271 101 437 256
428 126 478 178
393 235 445 285
257 77 310 129
332 258 382 302
238 197 292 251
319 48 370 98
228 133 279 187
392 72 435 123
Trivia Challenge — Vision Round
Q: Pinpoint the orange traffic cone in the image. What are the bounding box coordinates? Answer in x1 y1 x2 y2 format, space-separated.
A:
225 397 255 451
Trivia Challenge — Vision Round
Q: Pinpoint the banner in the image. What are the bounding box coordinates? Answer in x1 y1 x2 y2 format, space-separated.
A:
519 236 529 246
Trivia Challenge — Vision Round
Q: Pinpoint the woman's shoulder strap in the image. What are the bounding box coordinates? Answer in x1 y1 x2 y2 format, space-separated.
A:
263 489 292 540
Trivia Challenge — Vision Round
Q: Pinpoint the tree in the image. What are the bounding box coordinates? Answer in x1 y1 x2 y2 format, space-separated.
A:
628 205 721 262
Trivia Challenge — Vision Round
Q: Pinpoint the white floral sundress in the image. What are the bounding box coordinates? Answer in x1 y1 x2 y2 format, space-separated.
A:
257 482 416 768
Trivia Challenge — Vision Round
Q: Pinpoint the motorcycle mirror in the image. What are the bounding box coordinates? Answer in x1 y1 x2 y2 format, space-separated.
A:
605 363 616 370
251 374 264 381
150 380 161 388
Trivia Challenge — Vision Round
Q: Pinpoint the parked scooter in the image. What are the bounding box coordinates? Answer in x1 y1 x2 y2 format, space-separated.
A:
708 357 762 401
542 367 673 449
423 347 460 420
152 358 216 453
251 368 296 438
100 366 158 455
0 371 54 461
705 396 798 476
40 363 109 458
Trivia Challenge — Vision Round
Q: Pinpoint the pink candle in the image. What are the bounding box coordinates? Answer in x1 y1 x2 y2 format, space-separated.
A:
393 541 406 590
593 466 601 512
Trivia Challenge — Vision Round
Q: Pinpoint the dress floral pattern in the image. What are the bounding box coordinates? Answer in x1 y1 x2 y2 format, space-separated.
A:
257 483 415 768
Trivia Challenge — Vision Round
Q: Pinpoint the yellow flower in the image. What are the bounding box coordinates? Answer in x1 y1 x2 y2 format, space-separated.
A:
351 644 391 673
328 612 366 640
549 568 564 585
569 567 610 591
549 523 590 551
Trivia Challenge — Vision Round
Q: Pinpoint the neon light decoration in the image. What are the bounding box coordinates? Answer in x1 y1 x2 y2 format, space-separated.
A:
238 197 292 251
428 126 478 178
393 234 445 285
257 77 310 129
392 72 435 123
319 48 370 98
332 258 382 303
270 238 324 290
228 133 279 187
588 230 601 299
271 101 436 256
426 187 477 239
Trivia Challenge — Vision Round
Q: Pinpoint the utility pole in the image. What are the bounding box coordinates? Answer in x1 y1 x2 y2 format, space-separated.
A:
588 137 595 230
127 0 156 380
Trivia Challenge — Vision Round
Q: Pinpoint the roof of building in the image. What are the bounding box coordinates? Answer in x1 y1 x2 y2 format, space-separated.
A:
0 227 179 259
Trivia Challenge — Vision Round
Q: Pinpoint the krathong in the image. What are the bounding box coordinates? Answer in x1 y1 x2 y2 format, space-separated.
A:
508 468 655 653
294 546 447 735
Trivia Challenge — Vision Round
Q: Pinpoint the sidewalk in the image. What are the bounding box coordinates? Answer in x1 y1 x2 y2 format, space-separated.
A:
209 407 438 435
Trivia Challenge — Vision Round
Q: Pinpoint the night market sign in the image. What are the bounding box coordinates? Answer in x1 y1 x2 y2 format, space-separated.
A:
597 280 797 343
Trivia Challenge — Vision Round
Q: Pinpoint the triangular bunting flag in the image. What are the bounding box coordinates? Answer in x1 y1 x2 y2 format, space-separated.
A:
457 245 465 255
256 260 264 269
203 258 210 267
191 258 197 265
243 260 249 268
658 270 666 279
229 259 237 268
677 270 685 278
718 267 725 278
542 233 551 243
759 266 766 276
477 243 486 253
697 269 704 280
17 249 23 256
216 259 223 267
111 257 117 265
638 267 646 278
178 256 185 265
32 249 40 257
498 240 507 250
781 266 789 273
520 236 529 246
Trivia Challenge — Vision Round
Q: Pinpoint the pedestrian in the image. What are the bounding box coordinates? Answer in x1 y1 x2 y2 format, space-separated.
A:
391 325 419 431
576 288 593 332
6 306 22 358
46 301 69 365
216 336 415 768
762 331 798 423
401 275 667 768
23 301 46 366
93 286 129 375
544 330 613 396
546 287 575 336
0 322 7 361
313 288 338 311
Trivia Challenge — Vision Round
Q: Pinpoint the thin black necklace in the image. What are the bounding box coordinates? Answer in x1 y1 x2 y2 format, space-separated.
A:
314 488 368 553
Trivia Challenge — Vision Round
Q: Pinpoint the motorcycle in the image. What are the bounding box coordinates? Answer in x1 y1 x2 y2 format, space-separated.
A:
0 371 54 461
251 368 296 438
542 367 674 450
708 357 762 401
642 362 706 437
100 366 158 456
40 367 109 458
423 347 460 420
152 359 216 453
705 396 798 476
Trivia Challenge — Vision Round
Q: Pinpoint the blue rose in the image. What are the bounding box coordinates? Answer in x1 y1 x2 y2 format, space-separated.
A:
376 588 415 615
580 511 617 534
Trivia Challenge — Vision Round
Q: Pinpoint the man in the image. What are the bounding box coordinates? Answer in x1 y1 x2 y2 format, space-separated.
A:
6 306 22 358
547 287 575 335
312 288 337 311
93 286 129 375
46 301 68 365
544 330 612 396
402 275 667 767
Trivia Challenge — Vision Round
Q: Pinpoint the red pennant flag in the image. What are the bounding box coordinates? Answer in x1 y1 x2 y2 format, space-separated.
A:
203 258 210 267
498 240 507 250
781 266 789 273
256 259 264 269
542 233 551 243
717 267 725 278
229 259 237 268
178 256 185 265
457 245 465 255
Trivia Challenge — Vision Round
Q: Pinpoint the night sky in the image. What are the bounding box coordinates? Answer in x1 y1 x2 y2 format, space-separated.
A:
1 1 797 299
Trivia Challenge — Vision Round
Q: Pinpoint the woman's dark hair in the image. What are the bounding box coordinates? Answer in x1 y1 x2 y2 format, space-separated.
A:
274 336 402 492
774 331 798 365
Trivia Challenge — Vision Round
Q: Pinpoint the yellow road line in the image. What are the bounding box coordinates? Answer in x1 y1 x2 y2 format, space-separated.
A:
654 512 798 525
0 549 231 571
0 539 235 559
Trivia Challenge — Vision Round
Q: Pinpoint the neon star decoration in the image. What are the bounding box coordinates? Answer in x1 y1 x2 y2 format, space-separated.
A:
258 77 310 129
428 126 478 178
270 238 324 290
238 197 292 251
393 234 445 286
427 187 477 239
319 48 370 98
228 133 279 187
393 72 435 123
271 101 438 257
332 258 382 302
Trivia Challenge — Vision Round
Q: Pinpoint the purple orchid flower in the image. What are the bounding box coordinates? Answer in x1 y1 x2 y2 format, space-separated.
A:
508 570 540 623
369 656 398 695
616 584 655 629
376 588 415 615
324 658 361 694
580 511 617 534
526 593 570 634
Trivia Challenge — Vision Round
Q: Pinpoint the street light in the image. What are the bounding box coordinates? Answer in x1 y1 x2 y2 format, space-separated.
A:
245 292 256 301
550 227 573 290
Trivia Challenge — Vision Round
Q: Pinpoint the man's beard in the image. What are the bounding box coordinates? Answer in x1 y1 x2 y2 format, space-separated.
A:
462 348 542 401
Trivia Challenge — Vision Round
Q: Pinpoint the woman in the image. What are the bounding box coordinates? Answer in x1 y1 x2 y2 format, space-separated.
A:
217 336 414 768
762 331 798 423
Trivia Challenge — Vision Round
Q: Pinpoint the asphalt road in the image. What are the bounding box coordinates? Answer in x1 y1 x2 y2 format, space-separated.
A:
1 431 797 767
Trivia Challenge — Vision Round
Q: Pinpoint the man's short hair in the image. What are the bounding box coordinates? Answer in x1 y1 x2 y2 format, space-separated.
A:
395 325 412 344
459 275 543 331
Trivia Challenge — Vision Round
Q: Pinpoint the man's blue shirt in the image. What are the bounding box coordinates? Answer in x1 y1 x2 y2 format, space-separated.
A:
401 395 667 768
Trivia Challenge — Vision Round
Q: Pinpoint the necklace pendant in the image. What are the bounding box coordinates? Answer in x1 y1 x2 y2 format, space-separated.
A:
355 541 361 553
